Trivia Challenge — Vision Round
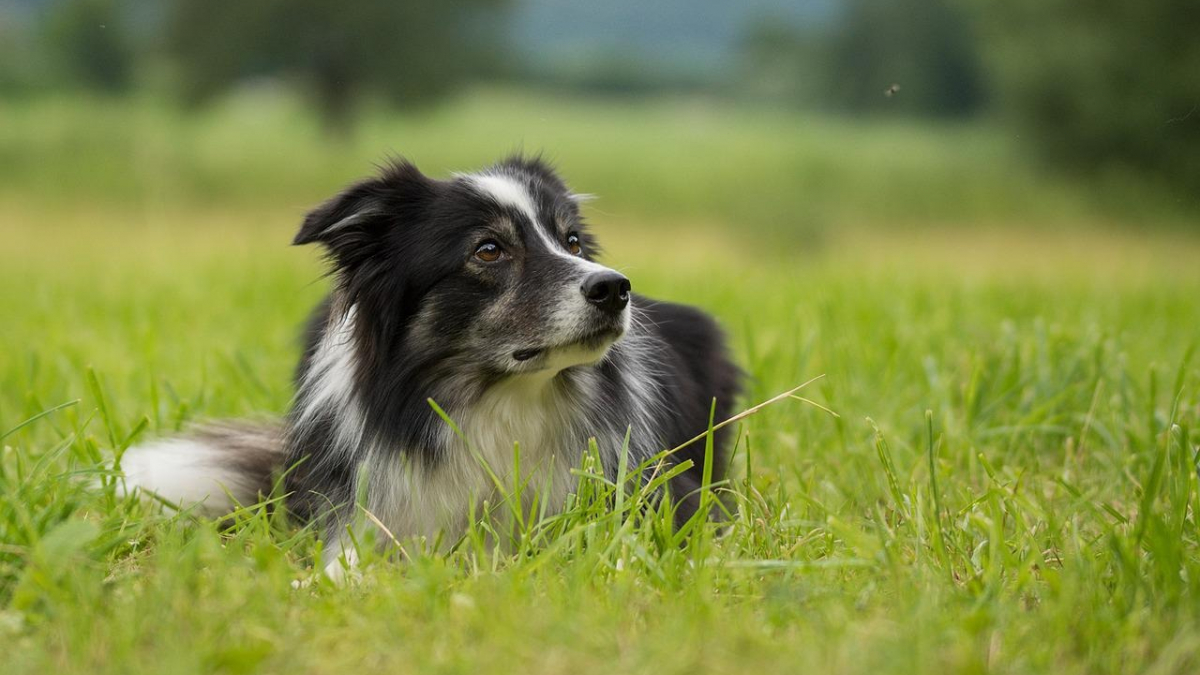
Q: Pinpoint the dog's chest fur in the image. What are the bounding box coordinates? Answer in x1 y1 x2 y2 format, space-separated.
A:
366 378 581 541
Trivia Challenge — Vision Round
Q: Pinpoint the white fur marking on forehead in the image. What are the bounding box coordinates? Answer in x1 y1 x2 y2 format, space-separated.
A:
466 173 541 226
462 170 611 271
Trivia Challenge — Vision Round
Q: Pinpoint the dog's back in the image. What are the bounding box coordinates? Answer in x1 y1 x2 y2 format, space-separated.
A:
634 296 741 521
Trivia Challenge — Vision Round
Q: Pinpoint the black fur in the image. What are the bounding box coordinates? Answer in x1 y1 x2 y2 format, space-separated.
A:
632 296 742 518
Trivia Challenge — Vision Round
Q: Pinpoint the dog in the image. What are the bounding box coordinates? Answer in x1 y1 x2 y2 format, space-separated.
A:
120 156 741 577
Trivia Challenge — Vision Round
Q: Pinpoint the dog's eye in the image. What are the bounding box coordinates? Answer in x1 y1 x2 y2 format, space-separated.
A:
474 240 505 263
566 233 583 256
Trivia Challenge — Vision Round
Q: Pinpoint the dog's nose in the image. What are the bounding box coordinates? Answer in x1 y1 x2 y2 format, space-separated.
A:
581 271 631 313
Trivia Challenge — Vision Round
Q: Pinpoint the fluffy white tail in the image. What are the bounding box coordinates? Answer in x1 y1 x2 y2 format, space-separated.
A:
119 422 285 516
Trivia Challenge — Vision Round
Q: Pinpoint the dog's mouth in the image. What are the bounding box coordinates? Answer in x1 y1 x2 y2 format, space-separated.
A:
510 326 624 365
512 348 543 362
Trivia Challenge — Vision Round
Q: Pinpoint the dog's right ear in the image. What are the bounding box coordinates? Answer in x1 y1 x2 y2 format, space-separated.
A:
293 180 383 247
292 160 433 264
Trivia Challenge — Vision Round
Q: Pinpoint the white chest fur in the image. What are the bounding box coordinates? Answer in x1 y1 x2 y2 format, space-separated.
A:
363 375 581 544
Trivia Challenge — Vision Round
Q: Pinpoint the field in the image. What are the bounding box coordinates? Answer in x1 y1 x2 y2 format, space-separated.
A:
3 89 1200 674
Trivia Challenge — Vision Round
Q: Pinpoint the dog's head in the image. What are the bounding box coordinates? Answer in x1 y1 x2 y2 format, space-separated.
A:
294 157 630 386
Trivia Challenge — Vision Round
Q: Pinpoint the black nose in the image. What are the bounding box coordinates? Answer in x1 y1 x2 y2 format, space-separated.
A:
581 271 631 313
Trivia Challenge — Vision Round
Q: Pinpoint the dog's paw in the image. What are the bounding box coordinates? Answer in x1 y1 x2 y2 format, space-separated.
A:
321 546 362 586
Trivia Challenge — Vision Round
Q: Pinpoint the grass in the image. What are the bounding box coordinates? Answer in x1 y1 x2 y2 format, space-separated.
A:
3 88 1200 674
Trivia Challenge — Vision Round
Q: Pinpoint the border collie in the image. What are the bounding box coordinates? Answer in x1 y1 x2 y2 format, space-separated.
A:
121 156 740 577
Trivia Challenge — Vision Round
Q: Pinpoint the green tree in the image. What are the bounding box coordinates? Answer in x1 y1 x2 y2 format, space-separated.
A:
824 0 985 117
737 19 828 104
165 0 511 135
977 0 1200 197
45 0 135 93
738 0 986 117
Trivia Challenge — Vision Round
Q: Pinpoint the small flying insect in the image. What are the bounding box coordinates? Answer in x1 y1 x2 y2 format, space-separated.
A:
885 83 901 98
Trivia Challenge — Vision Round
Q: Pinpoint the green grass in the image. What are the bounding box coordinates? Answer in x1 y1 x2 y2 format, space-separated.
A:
3 89 1200 674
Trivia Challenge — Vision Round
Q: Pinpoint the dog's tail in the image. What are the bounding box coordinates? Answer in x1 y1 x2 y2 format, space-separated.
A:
118 422 286 516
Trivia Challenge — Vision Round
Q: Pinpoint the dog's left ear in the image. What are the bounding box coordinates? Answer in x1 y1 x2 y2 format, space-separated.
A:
293 160 433 266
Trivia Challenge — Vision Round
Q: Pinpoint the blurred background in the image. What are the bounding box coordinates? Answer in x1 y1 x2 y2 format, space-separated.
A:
2 0 1197 242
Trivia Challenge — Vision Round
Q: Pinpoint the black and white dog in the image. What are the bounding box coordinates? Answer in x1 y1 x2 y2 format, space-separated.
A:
122 156 740 576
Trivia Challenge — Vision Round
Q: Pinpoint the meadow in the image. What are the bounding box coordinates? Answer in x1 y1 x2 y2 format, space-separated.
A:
3 88 1200 674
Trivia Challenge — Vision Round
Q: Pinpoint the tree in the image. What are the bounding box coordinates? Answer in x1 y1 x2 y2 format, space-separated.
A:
45 0 135 93
737 0 986 117
164 0 511 135
976 0 1200 197
824 0 985 117
737 18 828 105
